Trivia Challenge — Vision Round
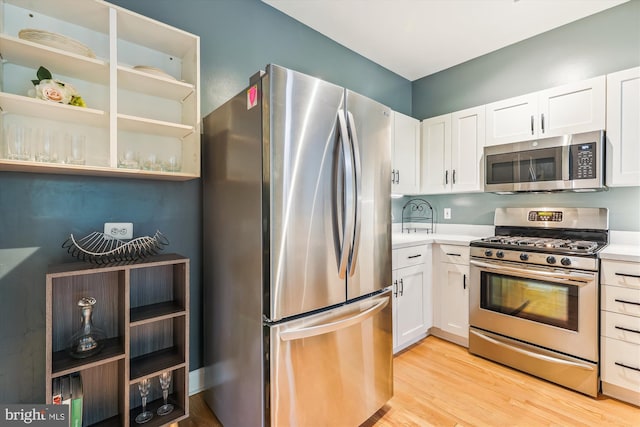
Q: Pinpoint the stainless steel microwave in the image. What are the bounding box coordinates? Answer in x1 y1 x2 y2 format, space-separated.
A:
484 130 605 193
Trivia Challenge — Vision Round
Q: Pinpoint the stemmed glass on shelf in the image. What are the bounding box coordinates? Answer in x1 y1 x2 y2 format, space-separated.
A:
134 378 153 424
157 371 174 416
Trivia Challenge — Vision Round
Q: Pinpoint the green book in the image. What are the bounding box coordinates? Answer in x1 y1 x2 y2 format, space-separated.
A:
70 374 83 427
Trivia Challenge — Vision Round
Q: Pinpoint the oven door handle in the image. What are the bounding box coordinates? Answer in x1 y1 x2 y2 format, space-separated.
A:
470 330 595 371
470 260 595 285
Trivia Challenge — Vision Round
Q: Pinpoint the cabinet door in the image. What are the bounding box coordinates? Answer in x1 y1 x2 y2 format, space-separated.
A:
451 106 485 193
421 113 451 194
392 111 420 194
606 67 640 187
485 93 538 146
439 262 469 340
394 264 426 351
392 269 398 349
538 75 605 138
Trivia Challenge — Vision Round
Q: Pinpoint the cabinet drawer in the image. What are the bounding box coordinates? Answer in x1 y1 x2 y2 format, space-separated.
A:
394 245 427 269
439 244 469 265
602 311 640 344
601 260 640 289
601 337 640 392
602 285 640 317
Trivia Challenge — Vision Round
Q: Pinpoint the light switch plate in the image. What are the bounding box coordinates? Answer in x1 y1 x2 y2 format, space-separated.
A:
444 208 452 219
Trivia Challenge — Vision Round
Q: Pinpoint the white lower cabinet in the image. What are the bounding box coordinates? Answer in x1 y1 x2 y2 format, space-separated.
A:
432 244 470 347
392 244 431 353
600 259 640 406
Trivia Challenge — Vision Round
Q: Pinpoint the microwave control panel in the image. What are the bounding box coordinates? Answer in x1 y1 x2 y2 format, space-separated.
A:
570 142 596 179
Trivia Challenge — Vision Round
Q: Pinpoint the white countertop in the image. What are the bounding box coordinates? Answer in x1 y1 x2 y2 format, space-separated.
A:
601 231 640 262
600 244 640 263
392 223 492 249
392 232 480 249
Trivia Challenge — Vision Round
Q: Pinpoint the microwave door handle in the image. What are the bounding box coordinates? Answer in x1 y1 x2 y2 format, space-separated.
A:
529 163 535 181
562 144 570 180
469 260 595 285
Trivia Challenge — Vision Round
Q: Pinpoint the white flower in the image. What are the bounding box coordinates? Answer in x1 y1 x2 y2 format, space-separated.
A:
34 79 77 104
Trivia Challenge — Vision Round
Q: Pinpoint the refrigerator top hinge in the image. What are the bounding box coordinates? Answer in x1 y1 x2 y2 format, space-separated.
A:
250 69 266 86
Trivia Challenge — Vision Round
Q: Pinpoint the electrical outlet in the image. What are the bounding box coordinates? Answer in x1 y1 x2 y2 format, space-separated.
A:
444 208 452 219
104 222 133 240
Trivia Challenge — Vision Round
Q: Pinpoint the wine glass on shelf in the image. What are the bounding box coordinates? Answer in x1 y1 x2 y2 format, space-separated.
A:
157 370 174 416
135 378 153 424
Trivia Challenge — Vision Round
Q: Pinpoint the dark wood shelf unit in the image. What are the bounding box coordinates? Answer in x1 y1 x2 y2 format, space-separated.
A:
46 254 189 427
51 337 125 377
130 347 186 381
130 301 186 325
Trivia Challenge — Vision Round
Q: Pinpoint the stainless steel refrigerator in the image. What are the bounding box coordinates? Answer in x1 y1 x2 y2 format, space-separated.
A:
202 64 393 427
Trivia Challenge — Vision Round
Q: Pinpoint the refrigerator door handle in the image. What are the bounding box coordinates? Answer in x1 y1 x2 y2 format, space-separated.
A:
337 109 355 279
346 111 362 277
279 297 389 341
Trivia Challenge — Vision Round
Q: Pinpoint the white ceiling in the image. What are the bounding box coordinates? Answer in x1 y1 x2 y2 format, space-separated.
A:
262 0 628 81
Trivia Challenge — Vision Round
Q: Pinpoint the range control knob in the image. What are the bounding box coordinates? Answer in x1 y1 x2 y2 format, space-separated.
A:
520 253 529 261
561 257 572 266
484 250 493 257
496 251 505 258
546 256 556 264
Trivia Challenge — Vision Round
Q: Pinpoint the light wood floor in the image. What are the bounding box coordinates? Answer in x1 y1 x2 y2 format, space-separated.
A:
179 336 640 426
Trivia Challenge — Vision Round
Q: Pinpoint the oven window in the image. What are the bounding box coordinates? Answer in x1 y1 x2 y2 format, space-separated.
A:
480 272 578 331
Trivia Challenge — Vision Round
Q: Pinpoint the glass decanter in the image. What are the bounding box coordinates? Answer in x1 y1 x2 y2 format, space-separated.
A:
67 297 106 358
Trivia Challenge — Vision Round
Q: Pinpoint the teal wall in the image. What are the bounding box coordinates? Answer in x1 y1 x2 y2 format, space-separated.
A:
412 0 640 119
0 0 410 403
400 0 640 231
394 187 640 232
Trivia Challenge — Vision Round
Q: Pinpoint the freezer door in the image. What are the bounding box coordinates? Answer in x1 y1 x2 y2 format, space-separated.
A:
345 90 393 300
269 290 393 426
266 65 349 321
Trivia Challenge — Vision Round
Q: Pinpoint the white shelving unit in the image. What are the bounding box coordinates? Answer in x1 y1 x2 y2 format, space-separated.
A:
0 0 200 180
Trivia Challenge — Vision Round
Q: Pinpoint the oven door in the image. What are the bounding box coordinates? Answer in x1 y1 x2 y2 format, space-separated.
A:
469 258 598 362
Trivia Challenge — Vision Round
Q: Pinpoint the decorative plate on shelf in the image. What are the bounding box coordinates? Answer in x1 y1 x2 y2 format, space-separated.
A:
18 28 96 58
132 65 176 80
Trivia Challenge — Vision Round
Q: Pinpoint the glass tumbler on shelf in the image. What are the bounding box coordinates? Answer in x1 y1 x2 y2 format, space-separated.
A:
67 297 106 359
5 124 31 160
135 378 153 424
157 371 174 416
66 134 86 165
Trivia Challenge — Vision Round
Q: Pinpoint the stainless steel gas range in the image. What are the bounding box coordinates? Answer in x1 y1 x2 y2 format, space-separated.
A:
468 207 609 397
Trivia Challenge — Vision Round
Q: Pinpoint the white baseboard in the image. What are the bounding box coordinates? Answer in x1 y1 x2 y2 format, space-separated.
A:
189 368 205 396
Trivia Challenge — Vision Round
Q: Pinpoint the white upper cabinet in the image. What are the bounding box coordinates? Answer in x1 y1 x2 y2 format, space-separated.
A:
606 67 640 187
421 114 450 194
450 106 485 193
421 106 485 194
484 93 537 146
392 111 420 194
485 76 605 146
0 0 200 180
